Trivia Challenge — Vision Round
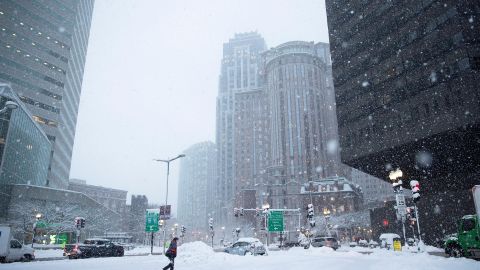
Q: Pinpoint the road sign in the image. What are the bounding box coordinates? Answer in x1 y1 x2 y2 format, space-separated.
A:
268 211 284 232
160 205 171 220
145 209 160 232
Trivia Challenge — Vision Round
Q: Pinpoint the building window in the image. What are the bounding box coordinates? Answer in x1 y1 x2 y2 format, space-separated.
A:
471 57 480 71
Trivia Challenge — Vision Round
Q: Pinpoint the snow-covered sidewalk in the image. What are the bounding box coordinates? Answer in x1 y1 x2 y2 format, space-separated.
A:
3 242 477 270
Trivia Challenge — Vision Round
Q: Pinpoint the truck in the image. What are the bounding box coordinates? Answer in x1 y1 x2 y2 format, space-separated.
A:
444 185 480 259
64 238 124 259
0 225 35 263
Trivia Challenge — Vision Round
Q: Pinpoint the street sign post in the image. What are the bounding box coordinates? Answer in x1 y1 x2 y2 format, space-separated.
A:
145 209 160 232
268 211 284 232
160 205 171 220
145 209 160 254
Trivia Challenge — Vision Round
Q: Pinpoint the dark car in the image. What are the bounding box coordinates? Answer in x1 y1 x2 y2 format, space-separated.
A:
64 238 124 259
311 236 339 250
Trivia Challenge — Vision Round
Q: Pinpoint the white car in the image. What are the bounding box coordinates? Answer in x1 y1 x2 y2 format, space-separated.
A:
224 238 267 256
1 239 35 262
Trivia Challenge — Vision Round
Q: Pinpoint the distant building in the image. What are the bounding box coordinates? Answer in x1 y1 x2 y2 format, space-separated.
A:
177 142 216 231
300 177 363 216
0 0 95 189
215 32 267 226
262 41 340 210
127 195 148 243
325 0 480 243
347 167 394 207
233 89 270 210
68 179 128 214
5 184 123 244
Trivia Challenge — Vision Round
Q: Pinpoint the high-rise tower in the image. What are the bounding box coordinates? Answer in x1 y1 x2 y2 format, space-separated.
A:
0 0 95 188
215 32 267 226
263 41 340 209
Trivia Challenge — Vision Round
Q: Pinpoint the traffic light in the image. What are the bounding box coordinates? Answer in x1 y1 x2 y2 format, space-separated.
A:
307 204 314 219
382 219 389 228
410 180 420 203
80 218 85 228
307 204 315 227
181 225 186 234
208 217 214 230
240 208 244 216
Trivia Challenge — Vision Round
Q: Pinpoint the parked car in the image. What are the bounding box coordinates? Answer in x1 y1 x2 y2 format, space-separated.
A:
224 238 267 256
0 225 35 263
311 236 339 250
368 240 379 248
64 238 124 259
379 233 401 250
349 241 358 247
358 239 369 247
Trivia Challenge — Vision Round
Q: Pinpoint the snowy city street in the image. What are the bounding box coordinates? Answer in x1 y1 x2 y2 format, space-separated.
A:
0 242 478 270
1 0 479 269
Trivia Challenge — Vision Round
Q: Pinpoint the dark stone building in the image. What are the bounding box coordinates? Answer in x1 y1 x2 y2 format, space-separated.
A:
325 0 480 243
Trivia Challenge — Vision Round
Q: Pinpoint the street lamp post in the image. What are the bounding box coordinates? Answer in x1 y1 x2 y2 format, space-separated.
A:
32 213 41 247
153 154 185 254
323 208 331 237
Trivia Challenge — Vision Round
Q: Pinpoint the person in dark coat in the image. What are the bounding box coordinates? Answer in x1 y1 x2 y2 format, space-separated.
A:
163 237 178 270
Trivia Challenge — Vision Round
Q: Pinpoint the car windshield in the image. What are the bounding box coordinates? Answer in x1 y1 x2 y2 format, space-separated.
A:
1 1 478 269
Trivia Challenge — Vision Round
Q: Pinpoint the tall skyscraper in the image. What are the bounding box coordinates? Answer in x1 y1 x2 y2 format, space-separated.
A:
177 142 216 231
0 0 95 188
326 0 480 243
263 41 341 209
215 32 267 226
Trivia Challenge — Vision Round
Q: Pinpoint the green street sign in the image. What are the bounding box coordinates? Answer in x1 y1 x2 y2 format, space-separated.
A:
145 209 160 232
268 211 284 232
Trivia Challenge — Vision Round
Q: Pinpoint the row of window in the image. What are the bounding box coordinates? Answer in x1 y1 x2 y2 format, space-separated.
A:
0 72 62 101
19 95 60 114
345 88 466 146
0 35 66 75
0 1 72 48
1 28 67 73
0 53 65 89
0 26 68 65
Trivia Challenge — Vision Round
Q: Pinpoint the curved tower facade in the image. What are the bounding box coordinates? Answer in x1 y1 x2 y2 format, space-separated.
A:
263 41 340 208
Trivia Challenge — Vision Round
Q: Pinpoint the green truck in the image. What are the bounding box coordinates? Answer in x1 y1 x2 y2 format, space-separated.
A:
444 185 480 259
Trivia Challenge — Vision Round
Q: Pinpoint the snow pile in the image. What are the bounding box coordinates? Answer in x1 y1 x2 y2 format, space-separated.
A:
177 241 224 265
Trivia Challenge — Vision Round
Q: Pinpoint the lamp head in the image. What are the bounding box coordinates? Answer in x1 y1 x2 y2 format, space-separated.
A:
5 101 18 110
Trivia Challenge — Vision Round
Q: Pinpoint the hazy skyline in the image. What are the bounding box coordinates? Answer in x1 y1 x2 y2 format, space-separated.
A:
70 0 330 213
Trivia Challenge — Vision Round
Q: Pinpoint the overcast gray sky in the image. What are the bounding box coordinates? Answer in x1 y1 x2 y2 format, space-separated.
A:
70 0 330 213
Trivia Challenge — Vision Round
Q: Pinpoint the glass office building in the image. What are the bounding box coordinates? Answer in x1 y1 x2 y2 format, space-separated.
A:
0 83 51 187
0 0 95 188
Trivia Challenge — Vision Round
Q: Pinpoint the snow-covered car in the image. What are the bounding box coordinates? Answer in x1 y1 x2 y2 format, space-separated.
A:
358 239 368 247
224 238 267 256
349 241 358 247
311 236 339 250
379 233 401 250
368 240 379 248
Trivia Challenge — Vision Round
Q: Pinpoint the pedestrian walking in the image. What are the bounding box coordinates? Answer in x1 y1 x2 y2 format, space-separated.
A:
163 237 178 270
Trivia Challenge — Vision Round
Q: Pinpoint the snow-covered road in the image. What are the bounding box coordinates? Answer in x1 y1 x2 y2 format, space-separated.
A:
1 242 477 270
